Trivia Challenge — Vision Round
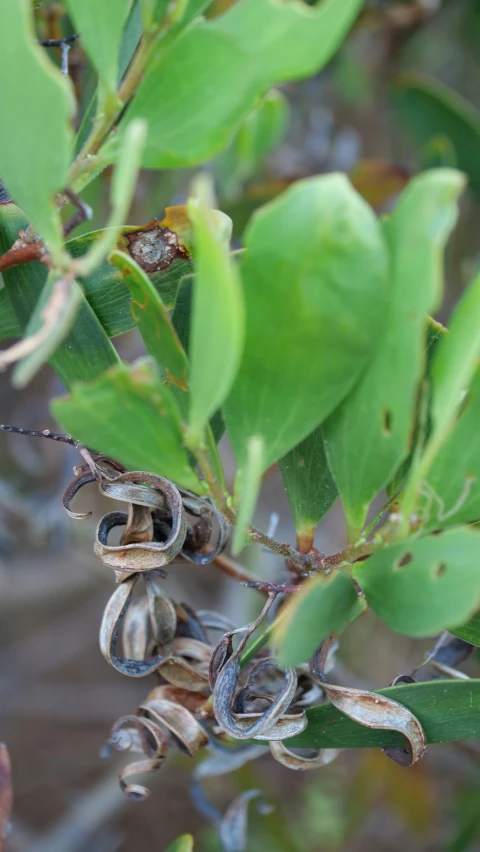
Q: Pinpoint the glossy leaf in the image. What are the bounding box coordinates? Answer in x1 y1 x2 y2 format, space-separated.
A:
124 0 363 168
188 195 244 439
0 289 21 340
0 203 119 387
288 680 480 750
323 169 464 538
232 435 264 555
223 174 388 470
353 528 480 638
276 572 365 668
66 0 133 93
279 428 337 552
109 249 188 385
52 358 204 492
430 271 480 440
0 0 74 257
391 73 480 193
420 367 480 530
165 835 194 852
451 612 480 647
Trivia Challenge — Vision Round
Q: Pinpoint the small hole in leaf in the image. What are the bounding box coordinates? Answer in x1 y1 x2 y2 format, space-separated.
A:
396 552 413 569
434 562 448 578
382 409 393 436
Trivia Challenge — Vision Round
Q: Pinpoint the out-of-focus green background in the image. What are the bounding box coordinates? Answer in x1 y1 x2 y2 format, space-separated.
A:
1 1 480 849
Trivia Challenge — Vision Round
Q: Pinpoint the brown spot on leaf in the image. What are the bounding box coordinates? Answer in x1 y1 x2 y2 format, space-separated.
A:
434 562 448 578
125 222 189 273
382 409 393 436
396 552 413 569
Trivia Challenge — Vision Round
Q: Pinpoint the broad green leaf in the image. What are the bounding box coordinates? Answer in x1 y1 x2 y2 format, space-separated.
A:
109 250 188 385
75 1 143 154
12 274 83 388
170 275 225 445
0 203 119 387
223 174 388 470
279 428 337 552
52 358 204 492
188 196 244 440
288 680 480 750
353 528 480 638
66 0 133 93
276 572 365 668
0 289 21 340
451 612 480 647
391 73 480 193
430 271 480 440
123 0 363 168
80 119 147 276
0 0 74 257
165 836 194 852
323 170 464 539
232 435 264 555
421 367 480 530
68 231 190 338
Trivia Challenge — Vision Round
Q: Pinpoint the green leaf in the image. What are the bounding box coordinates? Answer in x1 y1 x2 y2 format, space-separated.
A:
165 835 194 852
188 194 244 440
323 169 464 539
66 0 133 93
223 174 388 470
279 428 337 552
231 435 264 555
391 73 480 194
52 358 204 492
451 612 480 647
353 528 480 638
0 0 74 257
430 271 480 441
123 0 363 168
421 366 480 530
109 249 188 385
75 1 143 154
12 274 83 389
0 203 119 388
276 572 365 668
0 289 21 340
79 119 147 276
68 231 190 338
287 680 480 750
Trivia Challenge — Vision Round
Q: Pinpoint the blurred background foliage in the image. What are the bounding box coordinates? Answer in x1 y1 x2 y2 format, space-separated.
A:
1 0 480 850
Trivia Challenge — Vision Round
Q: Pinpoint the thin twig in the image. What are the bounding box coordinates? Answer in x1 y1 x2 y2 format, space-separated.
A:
62 189 93 237
38 34 79 47
212 553 266 588
0 425 100 478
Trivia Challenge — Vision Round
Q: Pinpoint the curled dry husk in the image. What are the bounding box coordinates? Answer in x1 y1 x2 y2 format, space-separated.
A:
109 685 209 800
269 741 339 771
310 648 427 768
94 473 186 571
211 595 307 742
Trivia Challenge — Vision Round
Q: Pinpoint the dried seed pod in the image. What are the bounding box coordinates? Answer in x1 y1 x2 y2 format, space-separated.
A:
100 577 166 676
122 596 150 661
213 656 301 740
219 790 272 852
144 576 177 648
269 741 339 770
139 698 209 757
94 472 186 572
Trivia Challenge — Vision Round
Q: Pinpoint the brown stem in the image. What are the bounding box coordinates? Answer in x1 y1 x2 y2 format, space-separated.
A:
0 242 48 272
212 553 265 588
